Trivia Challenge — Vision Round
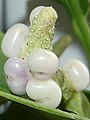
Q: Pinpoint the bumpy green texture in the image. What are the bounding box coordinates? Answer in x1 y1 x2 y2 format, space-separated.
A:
20 7 58 59
52 70 90 118
53 70 75 104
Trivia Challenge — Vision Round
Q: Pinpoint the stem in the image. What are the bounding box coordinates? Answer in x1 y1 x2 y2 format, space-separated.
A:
0 90 88 120
53 35 72 57
20 7 57 59
68 0 90 64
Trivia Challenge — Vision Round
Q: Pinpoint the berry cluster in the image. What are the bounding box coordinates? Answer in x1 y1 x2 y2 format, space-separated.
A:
1 6 62 108
1 6 89 108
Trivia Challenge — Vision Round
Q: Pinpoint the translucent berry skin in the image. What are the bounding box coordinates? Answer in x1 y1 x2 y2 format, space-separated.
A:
1 23 29 58
4 57 31 95
27 49 59 80
62 59 89 91
4 57 30 78
29 6 44 23
26 77 62 108
6 77 28 95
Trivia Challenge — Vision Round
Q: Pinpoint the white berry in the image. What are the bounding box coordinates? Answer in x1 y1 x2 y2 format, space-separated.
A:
61 59 89 91
26 77 62 108
6 77 28 95
29 6 44 23
1 23 29 57
4 57 31 95
4 57 30 78
27 49 59 80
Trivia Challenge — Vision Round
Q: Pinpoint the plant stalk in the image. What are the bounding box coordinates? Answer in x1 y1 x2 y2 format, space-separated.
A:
68 0 90 64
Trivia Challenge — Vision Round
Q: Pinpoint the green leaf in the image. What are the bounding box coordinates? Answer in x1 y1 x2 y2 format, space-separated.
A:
79 0 88 16
68 0 90 65
66 92 90 118
56 0 90 93
0 32 90 120
54 0 90 65
0 32 4 41
0 32 9 92
53 70 90 119
54 0 88 16
69 0 90 65
0 32 9 104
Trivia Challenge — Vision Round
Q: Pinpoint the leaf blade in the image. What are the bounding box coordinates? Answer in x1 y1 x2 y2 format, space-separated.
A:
66 92 90 118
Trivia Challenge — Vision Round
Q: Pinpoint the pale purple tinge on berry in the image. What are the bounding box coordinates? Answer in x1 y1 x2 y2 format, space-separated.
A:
6 77 28 95
2 6 62 107
4 57 31 95
27 49 59 80
4 57 30 78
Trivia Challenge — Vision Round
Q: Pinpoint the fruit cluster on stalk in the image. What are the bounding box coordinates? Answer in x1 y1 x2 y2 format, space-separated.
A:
1 6 89 108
